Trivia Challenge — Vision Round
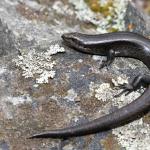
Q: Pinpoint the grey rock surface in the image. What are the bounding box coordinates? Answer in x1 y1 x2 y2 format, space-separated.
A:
125 1 150 35
0 20 17 56
0 0 149 150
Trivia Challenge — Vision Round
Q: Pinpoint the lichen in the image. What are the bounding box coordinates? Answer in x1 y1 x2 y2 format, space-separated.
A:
63 144 74 150
91 75 141 107
85 0 113 15
95 83 114 102
91 76 149 149
13 44 65 84
69 0 128 32
52 1 74 16
89 76 128 103
112 119 150 150
4 95 32 106
0 67 7 75
111 77 150 150
0 95 32 119
64 89 78 102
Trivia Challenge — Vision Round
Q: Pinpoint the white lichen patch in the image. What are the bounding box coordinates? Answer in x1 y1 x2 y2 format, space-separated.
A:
95 83 114 102
4 95 32 106
112 76 128 87
91 76 150 149
69 0 128 33
0 67 7 75
65 89 78 102
113 119 150 150
36 70 55 84
89 76 128 103
90 76 141 107
63 144 74 150
69 0 102 24
92 55 102 61
111 0 127 31
0 95 32 119
13 44 65 84
52 1 74 16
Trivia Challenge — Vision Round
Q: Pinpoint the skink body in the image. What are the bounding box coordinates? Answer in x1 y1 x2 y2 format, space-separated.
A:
62 32 150 68
30 32 150 139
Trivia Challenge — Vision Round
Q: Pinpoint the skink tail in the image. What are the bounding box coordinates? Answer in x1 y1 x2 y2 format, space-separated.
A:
29 88 150 139
28 130 69 139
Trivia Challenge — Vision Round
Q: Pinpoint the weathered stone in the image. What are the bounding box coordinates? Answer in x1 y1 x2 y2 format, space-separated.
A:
125 1 150 36
0 0 149 150
0 20 17 56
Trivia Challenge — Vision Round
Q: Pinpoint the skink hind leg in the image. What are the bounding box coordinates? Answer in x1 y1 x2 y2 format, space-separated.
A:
99 49 115 69
115 75 150 97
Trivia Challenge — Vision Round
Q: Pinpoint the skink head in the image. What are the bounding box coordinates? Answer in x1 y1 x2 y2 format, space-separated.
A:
62 32 87 51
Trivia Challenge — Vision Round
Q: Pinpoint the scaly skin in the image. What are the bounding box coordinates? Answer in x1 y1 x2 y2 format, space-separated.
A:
29 32 150 139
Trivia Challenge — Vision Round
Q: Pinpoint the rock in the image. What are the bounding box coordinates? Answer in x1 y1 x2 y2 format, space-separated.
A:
125 1 150 36
0 0 149 150
0 20 17 56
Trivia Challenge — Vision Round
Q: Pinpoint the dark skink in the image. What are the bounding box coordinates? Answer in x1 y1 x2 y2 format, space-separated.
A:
30 32 150 139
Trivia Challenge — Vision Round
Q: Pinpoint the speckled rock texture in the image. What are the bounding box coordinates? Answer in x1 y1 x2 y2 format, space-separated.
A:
0 0 149 150
125 1 150 36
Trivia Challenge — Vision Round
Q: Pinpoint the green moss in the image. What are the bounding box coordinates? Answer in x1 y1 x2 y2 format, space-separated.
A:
84 0 114 17
108 27 119 32
84 0 126 32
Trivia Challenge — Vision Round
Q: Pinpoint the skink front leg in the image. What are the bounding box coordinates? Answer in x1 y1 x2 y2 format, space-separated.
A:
100 49 115 69
115 75 150 97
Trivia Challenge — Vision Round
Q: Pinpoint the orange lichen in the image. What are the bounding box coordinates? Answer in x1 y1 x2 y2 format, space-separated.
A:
108 27 119 32
88 0 101 12
85 0 113 17
127 23 135 31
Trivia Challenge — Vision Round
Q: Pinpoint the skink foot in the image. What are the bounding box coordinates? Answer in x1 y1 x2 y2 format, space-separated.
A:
99 49 115 69
115 74 150 97
114 83 134 97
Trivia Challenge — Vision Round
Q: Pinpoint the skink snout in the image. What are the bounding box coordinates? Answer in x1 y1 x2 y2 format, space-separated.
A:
61 32 84 50
61 32 77 41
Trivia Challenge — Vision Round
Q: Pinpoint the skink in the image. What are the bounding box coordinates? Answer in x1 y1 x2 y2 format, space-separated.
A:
30 32 150 139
